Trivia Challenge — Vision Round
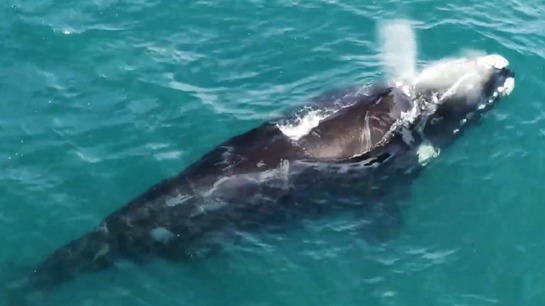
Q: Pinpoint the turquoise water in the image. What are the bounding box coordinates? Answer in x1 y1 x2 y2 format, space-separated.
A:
1 0 544 305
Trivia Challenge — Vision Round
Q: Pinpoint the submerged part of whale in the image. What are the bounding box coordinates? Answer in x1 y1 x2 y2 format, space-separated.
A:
15 54 515 295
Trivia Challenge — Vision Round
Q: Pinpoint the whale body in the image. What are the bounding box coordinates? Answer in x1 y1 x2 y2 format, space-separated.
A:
16 54 515 295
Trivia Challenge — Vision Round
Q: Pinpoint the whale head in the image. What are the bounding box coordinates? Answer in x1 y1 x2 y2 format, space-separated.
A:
410 54 515 148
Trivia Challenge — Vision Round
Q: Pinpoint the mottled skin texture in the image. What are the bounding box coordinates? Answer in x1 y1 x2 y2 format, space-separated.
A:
23 64 514 293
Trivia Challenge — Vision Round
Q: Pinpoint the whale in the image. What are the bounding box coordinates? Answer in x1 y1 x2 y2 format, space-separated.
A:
8 53 515 298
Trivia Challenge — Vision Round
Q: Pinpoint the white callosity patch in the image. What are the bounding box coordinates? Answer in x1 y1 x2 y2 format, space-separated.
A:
150 227 175 244
477 54 509 69
499 77 515 96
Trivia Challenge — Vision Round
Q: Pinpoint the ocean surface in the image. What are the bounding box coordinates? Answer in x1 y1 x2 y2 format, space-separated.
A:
1 0 544 305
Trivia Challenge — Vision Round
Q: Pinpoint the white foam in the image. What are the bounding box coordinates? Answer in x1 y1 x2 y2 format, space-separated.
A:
400 104 419 123
416 142 440 165
277 110 326 140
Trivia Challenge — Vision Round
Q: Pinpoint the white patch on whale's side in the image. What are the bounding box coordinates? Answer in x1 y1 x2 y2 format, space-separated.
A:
150 227 175 244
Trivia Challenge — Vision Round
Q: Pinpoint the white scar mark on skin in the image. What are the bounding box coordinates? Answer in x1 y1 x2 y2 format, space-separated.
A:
439 71 479 101
165 193 193 207
190 200 228 218
93 244 110 261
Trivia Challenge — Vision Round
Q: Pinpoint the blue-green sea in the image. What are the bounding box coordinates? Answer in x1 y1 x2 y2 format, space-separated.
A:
1 0 544 305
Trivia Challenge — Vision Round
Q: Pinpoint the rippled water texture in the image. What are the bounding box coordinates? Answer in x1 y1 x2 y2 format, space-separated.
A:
1 0 545 305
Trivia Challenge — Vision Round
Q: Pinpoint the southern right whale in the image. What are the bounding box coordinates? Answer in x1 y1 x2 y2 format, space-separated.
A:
11 53 515 297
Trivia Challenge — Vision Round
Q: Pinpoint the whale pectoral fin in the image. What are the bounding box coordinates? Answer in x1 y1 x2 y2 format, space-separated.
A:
355 201 403 245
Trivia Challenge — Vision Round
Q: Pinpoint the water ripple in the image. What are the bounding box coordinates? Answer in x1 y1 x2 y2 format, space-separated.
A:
1 0 544 305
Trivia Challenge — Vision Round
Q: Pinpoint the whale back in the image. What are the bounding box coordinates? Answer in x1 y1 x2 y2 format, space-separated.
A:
297 87 413 161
